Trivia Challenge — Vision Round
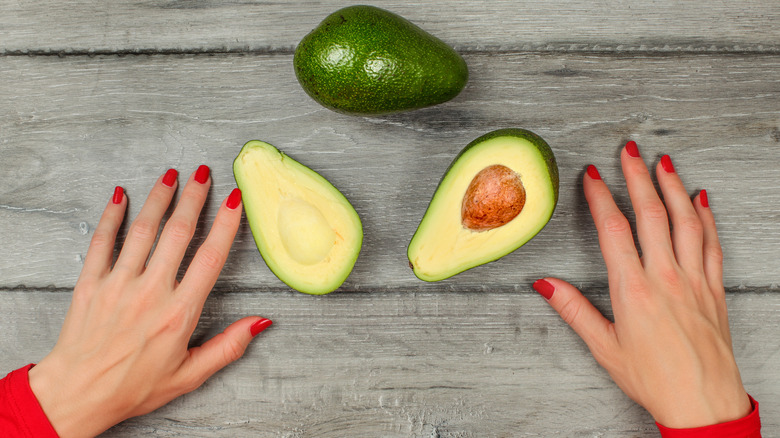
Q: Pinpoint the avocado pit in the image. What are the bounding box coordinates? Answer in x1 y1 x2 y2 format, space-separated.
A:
461 164 526 231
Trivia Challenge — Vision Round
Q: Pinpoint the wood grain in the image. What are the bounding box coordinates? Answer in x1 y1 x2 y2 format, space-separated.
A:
1 288 777 437
2 1 779 54
1 53 778 290
2 1 779 436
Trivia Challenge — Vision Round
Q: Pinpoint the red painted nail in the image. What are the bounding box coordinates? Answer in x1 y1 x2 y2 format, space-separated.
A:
194 165 210 184
700 189 709 208
162 168 178 187
625 140 640 158
226 188 242 209
250 318 273 337
586 165 601 180
533 279 555 300
112 186 124 204
661 155 675 173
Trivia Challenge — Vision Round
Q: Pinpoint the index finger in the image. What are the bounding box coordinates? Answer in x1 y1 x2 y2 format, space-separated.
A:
584 165 642 275
177 188 243 310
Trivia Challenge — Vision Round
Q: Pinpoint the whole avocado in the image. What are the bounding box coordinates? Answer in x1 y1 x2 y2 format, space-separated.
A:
294 5 468 115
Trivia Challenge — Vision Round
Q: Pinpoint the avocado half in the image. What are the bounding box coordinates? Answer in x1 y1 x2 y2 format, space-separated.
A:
234 141 363 294
407 129 559 282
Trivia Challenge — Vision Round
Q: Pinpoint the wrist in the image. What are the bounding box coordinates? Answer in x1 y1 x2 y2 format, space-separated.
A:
656 395 761 437
648 382 752 429
28 357 120 438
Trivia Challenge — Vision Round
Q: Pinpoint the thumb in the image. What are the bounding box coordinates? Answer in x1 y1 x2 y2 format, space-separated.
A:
176 316 272 393
533 278 617 360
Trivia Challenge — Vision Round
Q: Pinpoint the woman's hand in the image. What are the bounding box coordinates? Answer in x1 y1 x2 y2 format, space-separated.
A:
28 166 271 438
534 141 751 428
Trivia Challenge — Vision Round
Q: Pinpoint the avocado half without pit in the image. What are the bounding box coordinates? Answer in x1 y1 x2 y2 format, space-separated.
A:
407 129 559 282
233 141 363 295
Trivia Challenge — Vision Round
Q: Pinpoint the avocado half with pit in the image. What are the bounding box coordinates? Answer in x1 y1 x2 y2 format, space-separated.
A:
234 140 363 294
407 129 559 281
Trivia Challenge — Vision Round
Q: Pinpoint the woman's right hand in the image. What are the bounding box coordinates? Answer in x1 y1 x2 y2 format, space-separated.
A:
534 141 752 428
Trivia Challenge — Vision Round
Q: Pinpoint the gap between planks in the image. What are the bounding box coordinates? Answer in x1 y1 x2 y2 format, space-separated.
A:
3 45 780 58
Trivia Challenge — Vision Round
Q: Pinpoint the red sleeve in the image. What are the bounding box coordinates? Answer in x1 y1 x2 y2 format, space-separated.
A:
0 364 59 438
656 395 761 438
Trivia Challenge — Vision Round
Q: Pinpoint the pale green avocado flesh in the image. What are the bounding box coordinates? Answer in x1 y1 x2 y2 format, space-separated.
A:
234 140 363 294
408 129 559 281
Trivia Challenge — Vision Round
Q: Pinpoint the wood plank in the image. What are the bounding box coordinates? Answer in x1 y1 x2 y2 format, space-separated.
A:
1 1 779 54
3 2 777 437
1 53 779 290
1 288 777 436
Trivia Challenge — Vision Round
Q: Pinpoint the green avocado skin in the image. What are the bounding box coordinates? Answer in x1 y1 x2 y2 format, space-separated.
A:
294 5 468 115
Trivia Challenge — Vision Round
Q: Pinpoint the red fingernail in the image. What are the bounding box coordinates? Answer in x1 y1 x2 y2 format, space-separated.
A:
226 188 242 210
586 165 601 180
112 186 124 204
533 279 555 300
625 140 640 158
162 168 178 187
250 318 273 337
194 165 210 184
661 155 675 173
700 189 709 208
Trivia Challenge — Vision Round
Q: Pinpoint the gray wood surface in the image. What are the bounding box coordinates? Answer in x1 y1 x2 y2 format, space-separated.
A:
2 53 779 290
2 289 778 437
2 1 778 53
2 1 779 436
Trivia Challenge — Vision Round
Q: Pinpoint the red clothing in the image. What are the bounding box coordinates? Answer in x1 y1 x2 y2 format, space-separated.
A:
0 364 58 437
0 365 762 437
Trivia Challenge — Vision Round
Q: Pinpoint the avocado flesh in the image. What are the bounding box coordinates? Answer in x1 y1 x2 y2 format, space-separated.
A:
294 5 468 115
233 141 363 294
408 129 559 282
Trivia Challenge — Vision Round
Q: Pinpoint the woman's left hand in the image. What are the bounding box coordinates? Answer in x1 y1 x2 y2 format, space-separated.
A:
29 166 271 438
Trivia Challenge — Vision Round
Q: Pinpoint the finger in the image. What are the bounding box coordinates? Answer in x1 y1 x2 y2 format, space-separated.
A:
693 190 724 293
694 190 732 345
174 316 271 395
80 186 128 281
655 156 704 275
146 165 212 281
621 141 674 264
113 169 179 274
584 164 642 274
534 278 618 365
176 188 242 307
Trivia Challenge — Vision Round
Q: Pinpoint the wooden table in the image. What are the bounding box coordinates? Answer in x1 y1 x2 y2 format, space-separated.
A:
2 1 778 436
